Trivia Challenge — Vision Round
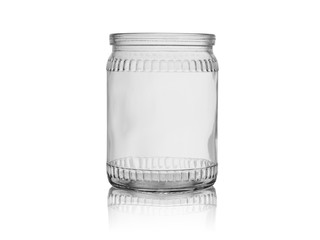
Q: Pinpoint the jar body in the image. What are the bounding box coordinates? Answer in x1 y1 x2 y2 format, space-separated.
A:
107 33 218 191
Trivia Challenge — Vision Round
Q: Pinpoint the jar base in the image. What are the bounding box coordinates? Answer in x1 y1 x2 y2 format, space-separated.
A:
107 157 217 192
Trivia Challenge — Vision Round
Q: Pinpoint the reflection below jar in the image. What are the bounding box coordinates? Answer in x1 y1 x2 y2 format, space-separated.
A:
107 187 217 232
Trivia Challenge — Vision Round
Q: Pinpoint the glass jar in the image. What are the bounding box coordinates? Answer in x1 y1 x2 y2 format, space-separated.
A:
107 33 218 191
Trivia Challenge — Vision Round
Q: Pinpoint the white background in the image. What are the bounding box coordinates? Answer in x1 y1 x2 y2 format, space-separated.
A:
1 0 320 239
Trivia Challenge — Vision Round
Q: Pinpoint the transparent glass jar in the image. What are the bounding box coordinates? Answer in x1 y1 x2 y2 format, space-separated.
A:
107 33 218 191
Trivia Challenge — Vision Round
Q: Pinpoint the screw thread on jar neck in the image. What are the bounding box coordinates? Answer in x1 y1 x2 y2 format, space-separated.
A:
110 33 215 47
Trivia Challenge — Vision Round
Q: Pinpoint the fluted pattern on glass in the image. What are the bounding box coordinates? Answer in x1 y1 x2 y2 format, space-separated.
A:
107 157 217 182
107 58 218 72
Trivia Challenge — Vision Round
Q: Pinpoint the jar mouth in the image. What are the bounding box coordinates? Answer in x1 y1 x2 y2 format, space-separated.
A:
109 33 215 46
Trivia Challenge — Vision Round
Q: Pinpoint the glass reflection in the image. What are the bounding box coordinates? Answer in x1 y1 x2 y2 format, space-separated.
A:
108 187 217 231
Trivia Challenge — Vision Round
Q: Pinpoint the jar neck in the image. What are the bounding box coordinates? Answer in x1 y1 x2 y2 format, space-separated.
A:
112 45 213 53
110 33 215 53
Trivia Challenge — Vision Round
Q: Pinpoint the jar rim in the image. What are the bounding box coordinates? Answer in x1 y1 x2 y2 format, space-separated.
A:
109 32 215 46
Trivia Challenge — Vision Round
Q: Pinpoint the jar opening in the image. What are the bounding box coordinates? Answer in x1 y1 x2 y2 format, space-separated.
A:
109 33 215 46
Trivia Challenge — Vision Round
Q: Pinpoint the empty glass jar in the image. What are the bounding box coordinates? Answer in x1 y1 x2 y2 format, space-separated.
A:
107 33 218 191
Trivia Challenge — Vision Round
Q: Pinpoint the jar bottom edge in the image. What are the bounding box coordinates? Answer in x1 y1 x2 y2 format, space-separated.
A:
107 157 217 192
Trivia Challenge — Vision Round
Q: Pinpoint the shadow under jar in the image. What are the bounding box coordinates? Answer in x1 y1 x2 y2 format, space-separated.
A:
107 33 218 191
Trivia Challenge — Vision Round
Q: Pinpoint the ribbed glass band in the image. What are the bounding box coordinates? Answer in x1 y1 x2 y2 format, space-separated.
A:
110 33 215 46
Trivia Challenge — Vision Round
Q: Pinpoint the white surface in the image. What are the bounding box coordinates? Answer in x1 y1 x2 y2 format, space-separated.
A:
0 0 320 239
